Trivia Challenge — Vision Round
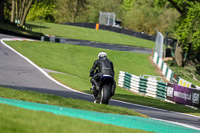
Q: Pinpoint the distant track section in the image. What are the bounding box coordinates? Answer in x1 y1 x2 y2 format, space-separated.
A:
42 35 153 54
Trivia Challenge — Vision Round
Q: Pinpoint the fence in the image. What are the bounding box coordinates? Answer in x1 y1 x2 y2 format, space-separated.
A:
99 12 116 26
118 71 200 108
152 51 174 82
155 31 164 58
118 71 168 100
152 50 200 90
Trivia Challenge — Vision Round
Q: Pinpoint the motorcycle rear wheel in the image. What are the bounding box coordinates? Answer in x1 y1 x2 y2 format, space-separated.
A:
100 85 111 104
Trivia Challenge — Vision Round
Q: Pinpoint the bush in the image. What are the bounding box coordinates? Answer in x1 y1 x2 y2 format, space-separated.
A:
26 1 55 22
122 5 179 35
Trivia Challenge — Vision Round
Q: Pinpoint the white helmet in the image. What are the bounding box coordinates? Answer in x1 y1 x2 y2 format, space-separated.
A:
98 52 107 59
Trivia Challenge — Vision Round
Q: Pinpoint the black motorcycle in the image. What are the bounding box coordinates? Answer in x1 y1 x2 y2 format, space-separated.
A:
92 75 114 104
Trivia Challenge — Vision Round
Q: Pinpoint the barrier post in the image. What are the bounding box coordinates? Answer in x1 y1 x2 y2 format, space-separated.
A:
96 23 99 30
152 48 154 57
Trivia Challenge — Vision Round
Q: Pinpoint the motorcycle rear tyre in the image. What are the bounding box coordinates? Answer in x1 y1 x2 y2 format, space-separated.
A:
100 85 110 104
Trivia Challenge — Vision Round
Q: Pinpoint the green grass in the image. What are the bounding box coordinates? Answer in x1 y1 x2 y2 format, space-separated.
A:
0 87 149 132
0 22 42 38
166 64 200 86
27 21 155 49
0 87 145 117
5 41 200 116
0 104 150 133
6 41 156 78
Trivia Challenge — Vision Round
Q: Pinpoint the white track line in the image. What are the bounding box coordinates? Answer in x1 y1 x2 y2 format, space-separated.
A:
151 118 200 131
1 38 200 130
111 99 200 119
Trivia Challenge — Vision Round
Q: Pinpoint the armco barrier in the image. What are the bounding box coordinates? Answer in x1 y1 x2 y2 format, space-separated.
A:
118 71 167 100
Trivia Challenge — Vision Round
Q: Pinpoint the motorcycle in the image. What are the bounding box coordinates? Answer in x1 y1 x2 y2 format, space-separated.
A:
92 74 114 104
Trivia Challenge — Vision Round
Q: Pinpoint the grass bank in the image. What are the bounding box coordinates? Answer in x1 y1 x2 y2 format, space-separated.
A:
0 87 145 117
165 61 200 86
1 104 150 133
0 22 42 39
5 41 200 116
0 88 150 133
27 21 155 49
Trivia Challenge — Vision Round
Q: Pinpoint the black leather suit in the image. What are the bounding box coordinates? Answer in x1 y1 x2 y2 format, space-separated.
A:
90 57 116 96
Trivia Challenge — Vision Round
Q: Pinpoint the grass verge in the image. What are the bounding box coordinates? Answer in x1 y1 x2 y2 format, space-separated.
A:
5 41 200 116
0 87 145 117
0 104 149 133
27 21 155 49
0 22 42 38
0 87 150 132
165 61 200 86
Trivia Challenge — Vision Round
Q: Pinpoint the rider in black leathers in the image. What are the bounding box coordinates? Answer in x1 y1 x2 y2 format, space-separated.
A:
89 52 116 98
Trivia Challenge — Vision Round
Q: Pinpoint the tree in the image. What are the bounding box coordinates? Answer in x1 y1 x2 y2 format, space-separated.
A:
10 0 34 26
121 0 179 35
121 0 134 11
73 0 88 22
10 0 15 23
26 0 55 22
166 0 200 66
0 0 5 23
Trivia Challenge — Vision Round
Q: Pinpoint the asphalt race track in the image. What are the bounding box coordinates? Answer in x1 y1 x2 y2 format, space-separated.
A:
59 38 153 54
0 33 200 130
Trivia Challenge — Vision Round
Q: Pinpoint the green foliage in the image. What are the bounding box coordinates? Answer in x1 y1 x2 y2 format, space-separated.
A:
154 0 168 8
78 0 122 23
122 3 179 35
121 0 134 11
176 2 200 61
3 0 11 21
26 0 180 35
26 0 55 22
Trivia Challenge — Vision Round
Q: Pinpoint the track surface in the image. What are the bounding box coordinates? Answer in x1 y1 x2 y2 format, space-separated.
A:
0 33 200 130
60 38 152 54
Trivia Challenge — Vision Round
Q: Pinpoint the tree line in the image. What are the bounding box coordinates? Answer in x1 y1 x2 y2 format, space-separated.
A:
0 0 200 74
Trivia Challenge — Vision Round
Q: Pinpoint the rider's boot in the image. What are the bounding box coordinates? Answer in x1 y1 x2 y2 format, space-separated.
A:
111 81 116 96
90 78 100 91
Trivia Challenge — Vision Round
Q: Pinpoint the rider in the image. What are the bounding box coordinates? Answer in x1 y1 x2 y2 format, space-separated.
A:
89 52 116 98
